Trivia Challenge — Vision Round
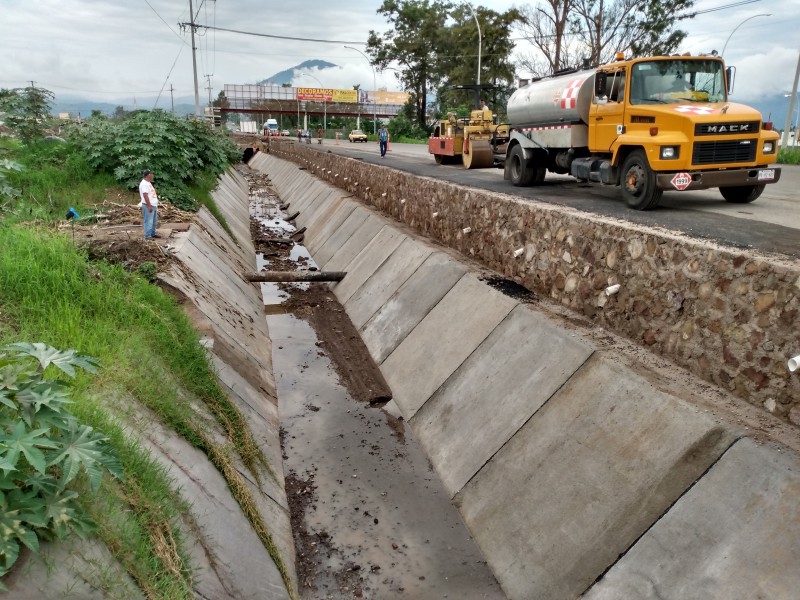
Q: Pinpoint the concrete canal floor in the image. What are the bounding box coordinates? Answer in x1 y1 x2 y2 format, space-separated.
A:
248 168 504 599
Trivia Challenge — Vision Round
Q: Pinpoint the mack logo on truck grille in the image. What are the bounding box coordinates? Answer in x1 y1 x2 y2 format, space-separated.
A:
694 121 761 136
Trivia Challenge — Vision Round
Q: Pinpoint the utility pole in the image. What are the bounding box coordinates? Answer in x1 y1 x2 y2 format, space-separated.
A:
188 0 201 118
781 50 800 148
170 85 175 114
205 74 213 105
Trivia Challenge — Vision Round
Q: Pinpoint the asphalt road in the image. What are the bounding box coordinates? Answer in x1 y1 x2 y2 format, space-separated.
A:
312 139 800 258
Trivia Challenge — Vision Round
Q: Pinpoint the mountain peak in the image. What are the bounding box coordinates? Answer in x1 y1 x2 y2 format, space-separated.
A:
258 60 337 86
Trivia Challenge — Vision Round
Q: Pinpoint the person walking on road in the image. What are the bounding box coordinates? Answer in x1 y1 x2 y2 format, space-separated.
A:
378 124 389 158
317 127 324 144
139 169 159 239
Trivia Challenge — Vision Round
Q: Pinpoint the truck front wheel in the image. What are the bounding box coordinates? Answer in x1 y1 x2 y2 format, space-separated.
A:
720 184 765 203
620 150 663 210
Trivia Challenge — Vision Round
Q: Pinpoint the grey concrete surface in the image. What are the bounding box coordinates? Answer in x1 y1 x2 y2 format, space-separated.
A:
344 237 433 329
455 355 739 600
582 437 800 600
211 354 287 508
4 538 144 600
137 408 292 600
319 214 387 274
293 185 338 229
381 274 518 419
329 226 407 304
312 205 371 267
159 169 295 597
303 196 357 254
410 304 595 497
361 252 467 364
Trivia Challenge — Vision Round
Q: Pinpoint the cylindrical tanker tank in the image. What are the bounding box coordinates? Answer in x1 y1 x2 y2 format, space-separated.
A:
507 70 595 129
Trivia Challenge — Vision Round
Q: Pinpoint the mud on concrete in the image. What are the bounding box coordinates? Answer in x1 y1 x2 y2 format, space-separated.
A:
246 163 504 599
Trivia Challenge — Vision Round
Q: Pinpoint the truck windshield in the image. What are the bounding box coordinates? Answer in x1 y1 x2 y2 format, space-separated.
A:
630 59 726 105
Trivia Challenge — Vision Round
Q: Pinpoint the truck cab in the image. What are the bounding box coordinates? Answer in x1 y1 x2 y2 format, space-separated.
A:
264 118 279 136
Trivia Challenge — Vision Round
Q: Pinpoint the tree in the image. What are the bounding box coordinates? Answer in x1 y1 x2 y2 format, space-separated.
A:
517 0 693 77
212 90 230 109
112 105 129 122
440 5 523 112
0 85 55 144
570 0 694 65
367 0 454 129
517 0 578 78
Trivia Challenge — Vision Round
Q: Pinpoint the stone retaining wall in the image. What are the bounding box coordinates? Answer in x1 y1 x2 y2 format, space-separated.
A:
269 141 800 423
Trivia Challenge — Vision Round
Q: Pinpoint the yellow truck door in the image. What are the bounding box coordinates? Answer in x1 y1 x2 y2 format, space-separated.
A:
589 70 626 152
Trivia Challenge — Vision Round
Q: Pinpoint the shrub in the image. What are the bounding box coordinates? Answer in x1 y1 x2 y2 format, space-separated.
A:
0 343 123 586
67 110 240 211
136 261 157 282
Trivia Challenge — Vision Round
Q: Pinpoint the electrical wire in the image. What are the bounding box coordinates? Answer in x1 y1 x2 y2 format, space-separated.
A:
682 0 762 17
142 0 188 45
154 42 186 110
184 23 367 45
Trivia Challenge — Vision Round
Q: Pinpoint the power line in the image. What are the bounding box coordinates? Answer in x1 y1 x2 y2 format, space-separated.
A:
682 0 762 17
180 23 367 45
154 43 186 110
141 0 187 45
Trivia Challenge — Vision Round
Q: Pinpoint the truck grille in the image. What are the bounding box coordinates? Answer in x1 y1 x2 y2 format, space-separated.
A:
694 121 760 136
692 140 757 165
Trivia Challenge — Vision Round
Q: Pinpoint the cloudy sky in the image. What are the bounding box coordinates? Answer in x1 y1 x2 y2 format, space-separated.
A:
1 0 798 110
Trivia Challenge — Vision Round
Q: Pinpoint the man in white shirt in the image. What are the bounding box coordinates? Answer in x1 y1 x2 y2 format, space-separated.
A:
138 169 159 239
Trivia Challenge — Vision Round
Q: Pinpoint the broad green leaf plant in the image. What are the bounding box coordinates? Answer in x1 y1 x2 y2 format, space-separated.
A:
0 343 123 586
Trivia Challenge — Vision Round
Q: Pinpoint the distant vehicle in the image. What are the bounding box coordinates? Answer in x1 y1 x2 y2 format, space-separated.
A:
348 129 368 143
281 129 290 136
239 120 258 134
264 118 279 135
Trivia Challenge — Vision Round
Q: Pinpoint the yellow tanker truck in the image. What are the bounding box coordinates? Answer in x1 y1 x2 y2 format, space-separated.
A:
428 54 782 210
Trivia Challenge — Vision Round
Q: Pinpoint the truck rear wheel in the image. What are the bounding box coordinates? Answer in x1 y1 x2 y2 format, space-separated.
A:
620 150 663 210
508 146 536 187
720 184 765 203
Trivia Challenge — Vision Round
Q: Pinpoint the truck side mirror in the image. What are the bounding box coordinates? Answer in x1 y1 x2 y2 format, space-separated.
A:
595 73 607 97
726 66 736 94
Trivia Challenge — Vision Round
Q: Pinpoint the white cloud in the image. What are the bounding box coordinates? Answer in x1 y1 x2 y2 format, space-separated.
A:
0 0 797 110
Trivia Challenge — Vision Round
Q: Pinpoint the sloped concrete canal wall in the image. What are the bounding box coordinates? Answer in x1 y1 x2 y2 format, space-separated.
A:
8 170 297 599
250 151 800 600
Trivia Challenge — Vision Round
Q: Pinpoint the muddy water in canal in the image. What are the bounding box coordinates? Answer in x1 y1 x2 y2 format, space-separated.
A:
268 302 505 600
248 167 503 599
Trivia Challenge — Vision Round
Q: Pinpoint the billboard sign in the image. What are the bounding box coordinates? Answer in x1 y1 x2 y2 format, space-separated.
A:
367 90 410 105
296 88 358 103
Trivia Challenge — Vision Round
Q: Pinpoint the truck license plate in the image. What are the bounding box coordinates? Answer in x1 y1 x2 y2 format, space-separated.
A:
757 169 775 181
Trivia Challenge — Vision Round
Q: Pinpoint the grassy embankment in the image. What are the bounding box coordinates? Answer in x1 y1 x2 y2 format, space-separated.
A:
778 146 800 165
0 137 294 598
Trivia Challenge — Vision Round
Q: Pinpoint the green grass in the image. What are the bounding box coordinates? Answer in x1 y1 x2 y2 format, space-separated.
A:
188 170 234 239
1 138 234 243
0 226 292 598
778 146 800 165
1 138 120 224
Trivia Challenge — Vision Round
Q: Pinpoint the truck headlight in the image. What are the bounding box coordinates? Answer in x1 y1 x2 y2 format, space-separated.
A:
763 141 775 154
660 146 679 159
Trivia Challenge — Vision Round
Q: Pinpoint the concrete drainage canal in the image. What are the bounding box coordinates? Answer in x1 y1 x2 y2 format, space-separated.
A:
246 166 504 600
